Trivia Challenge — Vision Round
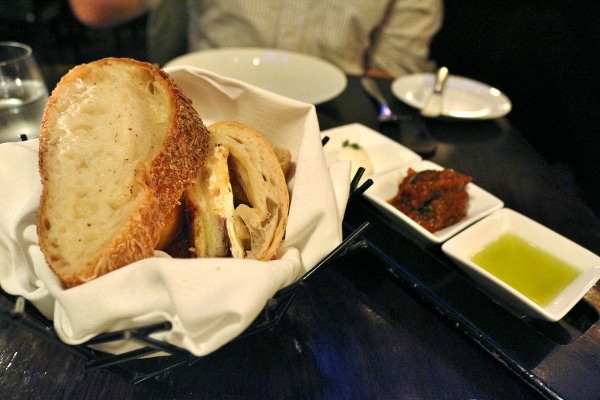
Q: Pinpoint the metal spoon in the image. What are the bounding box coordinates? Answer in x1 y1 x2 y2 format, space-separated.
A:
360 77 436 156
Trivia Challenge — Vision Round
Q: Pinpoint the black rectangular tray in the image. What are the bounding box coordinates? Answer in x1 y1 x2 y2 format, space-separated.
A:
343 197 600 400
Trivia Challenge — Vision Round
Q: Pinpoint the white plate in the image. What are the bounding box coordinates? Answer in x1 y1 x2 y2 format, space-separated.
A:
164 47 347 104
442 208 600 321
321 123 421 183
364 160 504 243
391 73 512 119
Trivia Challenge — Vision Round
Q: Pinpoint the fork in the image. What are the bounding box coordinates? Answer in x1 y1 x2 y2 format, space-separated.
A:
360 77 437 156
360 77 397 122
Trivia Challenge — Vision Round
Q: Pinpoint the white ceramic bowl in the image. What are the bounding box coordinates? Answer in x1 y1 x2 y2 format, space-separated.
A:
442 208 600 321
364 160 504 243
165 47 347 104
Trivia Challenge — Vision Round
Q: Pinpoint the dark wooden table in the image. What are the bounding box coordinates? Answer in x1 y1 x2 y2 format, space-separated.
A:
2 75 599 400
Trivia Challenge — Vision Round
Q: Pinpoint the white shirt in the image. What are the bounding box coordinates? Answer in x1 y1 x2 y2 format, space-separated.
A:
187 0 442 77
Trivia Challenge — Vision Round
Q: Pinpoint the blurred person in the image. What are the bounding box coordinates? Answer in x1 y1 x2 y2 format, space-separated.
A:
68 0 443 78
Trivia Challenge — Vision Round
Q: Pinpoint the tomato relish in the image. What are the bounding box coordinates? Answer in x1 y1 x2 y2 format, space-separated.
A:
388 168 472 232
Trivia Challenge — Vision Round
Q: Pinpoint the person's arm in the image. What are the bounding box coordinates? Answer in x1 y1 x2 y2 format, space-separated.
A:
68 0 151 28
369 0 443 77
363 67 394 80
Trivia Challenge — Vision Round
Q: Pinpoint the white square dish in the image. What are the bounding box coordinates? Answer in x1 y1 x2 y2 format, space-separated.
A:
321 123 421 183
364 160 504 243
442 208 600 321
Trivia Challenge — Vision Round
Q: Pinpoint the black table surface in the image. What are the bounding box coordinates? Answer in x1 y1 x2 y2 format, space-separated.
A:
2 75 599 400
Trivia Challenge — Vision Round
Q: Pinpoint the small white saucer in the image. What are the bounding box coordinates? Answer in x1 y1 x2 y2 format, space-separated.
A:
391 73 512 119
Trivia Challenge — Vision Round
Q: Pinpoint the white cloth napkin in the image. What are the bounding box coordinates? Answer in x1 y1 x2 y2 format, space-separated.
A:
0 67 351 356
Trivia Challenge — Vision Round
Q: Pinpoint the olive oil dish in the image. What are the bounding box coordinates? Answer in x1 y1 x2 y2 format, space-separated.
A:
442 208 600 321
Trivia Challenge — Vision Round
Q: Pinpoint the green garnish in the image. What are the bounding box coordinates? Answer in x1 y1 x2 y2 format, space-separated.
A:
342 139 361 150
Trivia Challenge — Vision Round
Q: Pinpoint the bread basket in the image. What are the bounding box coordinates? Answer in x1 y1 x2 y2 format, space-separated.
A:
0 66 371 381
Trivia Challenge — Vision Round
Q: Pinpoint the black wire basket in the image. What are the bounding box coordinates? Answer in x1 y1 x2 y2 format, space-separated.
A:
1 168 373 385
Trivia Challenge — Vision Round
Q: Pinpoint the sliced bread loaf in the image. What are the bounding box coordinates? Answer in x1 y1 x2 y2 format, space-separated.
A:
38 58 209 287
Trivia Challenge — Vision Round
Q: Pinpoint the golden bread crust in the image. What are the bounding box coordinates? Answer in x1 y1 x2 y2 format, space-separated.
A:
38 57 209 287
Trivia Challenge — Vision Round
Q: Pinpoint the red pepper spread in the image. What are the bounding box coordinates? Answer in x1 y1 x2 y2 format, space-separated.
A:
388 168 472 233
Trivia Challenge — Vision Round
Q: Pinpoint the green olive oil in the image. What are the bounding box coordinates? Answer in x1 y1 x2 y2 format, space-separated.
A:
469 232 580 307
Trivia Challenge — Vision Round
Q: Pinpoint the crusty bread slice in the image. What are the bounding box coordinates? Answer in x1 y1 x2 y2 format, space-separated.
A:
185 121 290 261
229 143 291 214
185 144 240 258
37 58 209 287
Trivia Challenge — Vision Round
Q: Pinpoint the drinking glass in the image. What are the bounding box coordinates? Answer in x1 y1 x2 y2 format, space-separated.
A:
0 41 49 143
